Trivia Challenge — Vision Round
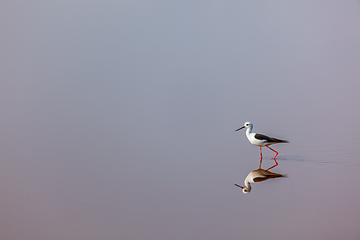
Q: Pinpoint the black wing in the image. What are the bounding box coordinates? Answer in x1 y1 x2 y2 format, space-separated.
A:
254 133 288 143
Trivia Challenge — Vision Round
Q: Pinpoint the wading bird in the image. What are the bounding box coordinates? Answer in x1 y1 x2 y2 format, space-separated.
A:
236 122 288 170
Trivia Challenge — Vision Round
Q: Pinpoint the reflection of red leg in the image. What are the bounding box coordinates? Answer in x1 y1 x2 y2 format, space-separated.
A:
266 160 278 170
266 146 278 170
259 147 263 168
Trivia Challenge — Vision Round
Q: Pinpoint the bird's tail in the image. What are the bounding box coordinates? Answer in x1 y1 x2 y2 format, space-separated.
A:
270 138 289 143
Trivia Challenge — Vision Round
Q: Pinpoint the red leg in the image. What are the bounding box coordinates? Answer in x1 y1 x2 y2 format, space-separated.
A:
266 146 279 170
266 146 278 159
259 147 263 168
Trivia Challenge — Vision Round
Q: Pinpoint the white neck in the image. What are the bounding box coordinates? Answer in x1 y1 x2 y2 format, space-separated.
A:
246 127 252 138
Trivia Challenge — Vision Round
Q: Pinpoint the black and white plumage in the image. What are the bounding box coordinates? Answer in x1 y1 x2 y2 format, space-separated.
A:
236 122 288 169
236 122 288 147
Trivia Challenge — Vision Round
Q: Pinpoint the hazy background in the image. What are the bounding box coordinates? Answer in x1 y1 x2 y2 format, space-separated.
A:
1 1 360 239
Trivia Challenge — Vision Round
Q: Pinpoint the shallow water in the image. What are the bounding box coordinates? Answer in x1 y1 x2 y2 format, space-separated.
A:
1 1 360 240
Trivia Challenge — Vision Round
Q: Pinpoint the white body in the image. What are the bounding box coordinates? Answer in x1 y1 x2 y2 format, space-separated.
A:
246 130 269 147
242 122 282 147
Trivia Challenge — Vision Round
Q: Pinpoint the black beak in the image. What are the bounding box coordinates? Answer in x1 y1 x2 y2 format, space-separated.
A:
235 126 245 131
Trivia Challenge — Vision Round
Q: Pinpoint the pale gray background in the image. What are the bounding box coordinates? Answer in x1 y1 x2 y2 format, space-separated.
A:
1 1 360 240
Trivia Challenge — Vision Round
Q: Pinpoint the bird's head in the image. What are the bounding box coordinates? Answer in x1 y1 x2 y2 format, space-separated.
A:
235 122 253 131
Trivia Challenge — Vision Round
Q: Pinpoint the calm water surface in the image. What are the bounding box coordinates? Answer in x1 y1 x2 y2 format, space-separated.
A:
1 1 359 240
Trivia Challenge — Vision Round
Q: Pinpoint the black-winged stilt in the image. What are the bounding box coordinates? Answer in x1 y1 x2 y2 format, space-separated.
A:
236 122 288 170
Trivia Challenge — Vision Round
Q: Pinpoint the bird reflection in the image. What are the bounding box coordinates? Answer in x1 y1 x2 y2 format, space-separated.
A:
234 168 287 193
